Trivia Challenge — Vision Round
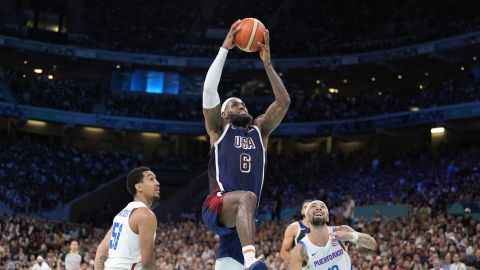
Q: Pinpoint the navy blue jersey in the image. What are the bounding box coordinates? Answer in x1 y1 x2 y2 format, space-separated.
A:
293 220 310 247
208 124 265 203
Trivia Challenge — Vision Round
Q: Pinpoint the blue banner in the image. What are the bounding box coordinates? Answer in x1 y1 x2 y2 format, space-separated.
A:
1 101 480 135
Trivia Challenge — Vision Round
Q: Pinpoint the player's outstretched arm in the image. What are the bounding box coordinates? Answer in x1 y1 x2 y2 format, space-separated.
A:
280 223 297 262
289 243 308 270
136 208 158 270
203 20 241 145
331 225 377 250
255 30 291 137
94 226 113 270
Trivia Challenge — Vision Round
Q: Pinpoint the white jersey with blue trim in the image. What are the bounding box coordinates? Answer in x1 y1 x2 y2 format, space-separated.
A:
104 201 152 270
299 227 352 270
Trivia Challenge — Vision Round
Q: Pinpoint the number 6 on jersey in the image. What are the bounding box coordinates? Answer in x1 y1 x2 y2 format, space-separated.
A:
240 153 251 173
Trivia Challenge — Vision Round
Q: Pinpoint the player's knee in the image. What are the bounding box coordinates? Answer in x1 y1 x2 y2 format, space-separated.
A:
239 191 257 205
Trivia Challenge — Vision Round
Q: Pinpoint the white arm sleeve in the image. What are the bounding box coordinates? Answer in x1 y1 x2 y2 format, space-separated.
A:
202 47 228 109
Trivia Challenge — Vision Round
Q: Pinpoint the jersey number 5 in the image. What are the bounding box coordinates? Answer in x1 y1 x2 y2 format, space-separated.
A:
240 153 251 173
110 222 123 250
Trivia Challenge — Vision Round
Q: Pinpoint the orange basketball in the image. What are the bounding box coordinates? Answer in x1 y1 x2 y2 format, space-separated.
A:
234 18 266 52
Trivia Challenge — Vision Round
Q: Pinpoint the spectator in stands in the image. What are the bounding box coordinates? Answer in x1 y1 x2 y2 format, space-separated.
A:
32 256 51 270
450 253 467 270
5 0 476 57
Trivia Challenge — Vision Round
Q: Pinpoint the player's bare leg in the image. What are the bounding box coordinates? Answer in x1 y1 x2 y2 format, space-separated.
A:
219 191 266 269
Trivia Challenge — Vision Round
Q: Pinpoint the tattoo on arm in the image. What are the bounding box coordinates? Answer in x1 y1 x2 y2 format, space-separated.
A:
300 246 309 267
95 255 107 270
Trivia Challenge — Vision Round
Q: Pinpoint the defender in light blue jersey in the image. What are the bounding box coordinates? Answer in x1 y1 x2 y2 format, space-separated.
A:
289 201 377 270
201 20 291 270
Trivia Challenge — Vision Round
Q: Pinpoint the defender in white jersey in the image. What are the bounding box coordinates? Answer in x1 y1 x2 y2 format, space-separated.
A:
290 201 377 270
94 167 160 270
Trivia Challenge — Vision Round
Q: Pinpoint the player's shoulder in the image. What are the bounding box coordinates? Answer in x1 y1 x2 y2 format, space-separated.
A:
130 207 156 222
252 117 265 131
288 220 301 228
285 221 299 234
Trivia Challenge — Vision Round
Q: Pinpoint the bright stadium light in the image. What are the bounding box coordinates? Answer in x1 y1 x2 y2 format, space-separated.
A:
315 80 321 84
430 127 445 134
34 68 43 74
27 120 47 126
141 132 160 138
419 84 424 90
328 88 338 94
84 127 104 133
343 79 348 84
460 66 465 71
371 77 376 82
409 107 419 111
397 74 402 79
48 74 54 80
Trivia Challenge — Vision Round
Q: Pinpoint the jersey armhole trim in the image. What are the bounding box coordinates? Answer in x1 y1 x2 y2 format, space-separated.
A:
294 222 301 245
252 125 265 152
213 123 230 147
299 240 308 254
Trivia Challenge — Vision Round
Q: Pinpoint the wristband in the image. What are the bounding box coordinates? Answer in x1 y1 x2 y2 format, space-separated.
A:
351 232 359 243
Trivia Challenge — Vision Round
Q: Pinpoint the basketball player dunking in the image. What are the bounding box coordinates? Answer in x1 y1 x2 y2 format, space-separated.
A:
94 167 160 270
289 200 377 270
280 199 312 263
201 20 291 270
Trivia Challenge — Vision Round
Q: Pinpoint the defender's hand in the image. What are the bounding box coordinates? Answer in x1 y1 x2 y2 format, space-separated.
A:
330 231 355 243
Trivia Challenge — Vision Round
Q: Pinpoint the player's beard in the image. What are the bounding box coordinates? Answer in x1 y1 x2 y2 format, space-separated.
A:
229 113 253 127
309 215 328 227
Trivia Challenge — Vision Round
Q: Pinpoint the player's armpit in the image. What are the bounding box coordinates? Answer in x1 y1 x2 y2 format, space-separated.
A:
289 244 308 270
135 209 157 270
280 223 297 262
203 106 223 145
94 226 112 270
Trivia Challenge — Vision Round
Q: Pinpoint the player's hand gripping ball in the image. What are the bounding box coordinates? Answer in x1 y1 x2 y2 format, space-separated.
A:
234 18 266 52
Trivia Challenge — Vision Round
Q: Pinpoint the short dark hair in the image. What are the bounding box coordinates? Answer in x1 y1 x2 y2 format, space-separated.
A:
126 167 151 196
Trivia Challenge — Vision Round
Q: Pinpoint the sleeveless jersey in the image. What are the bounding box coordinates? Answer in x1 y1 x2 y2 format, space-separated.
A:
299 227 351 270
293 220 310 247
104 201 152 270
208 124 265 205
